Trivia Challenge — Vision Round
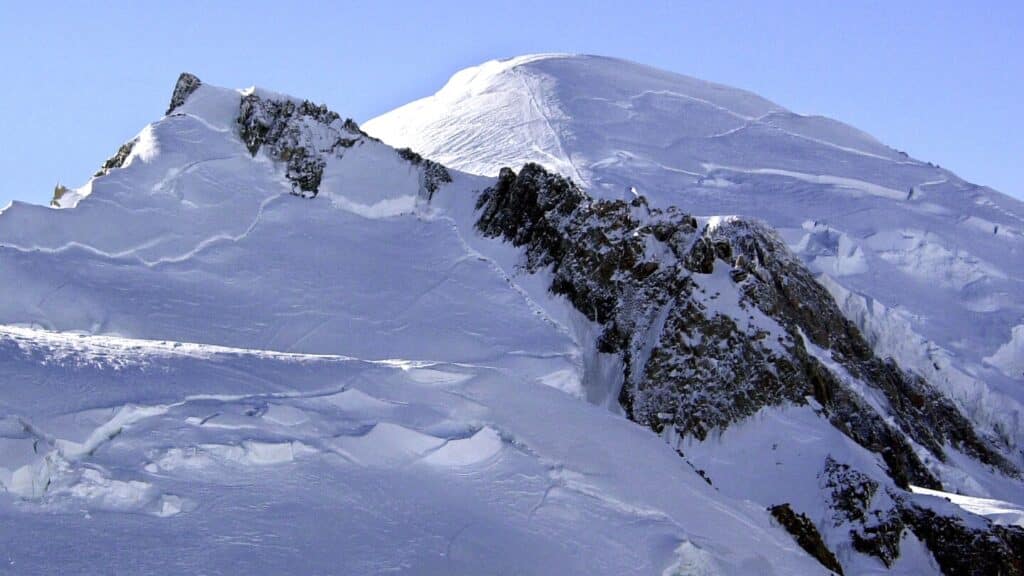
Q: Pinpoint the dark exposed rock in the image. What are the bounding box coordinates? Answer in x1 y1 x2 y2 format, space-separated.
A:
397 147 424 164
236 93 358 198
398 148 451 199
768 503 844 574
901 502 1024 575
234 96 449 200
717 218 1016 476
280 146 325 197
333 137 358 150
820 457 904 567
821 457 878 525
94 138 138 178
50 183 70 208
819 456 1024 572
850 510 905 568
166 72 202 115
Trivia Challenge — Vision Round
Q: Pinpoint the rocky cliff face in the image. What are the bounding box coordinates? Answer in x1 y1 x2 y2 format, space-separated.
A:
473 163 1023 574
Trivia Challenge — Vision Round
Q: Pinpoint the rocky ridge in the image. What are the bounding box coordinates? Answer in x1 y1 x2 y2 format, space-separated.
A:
473 163 1024 574
235 88 449 199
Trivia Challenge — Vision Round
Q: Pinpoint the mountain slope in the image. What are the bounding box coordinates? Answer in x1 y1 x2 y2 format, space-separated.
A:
366 53 1024 469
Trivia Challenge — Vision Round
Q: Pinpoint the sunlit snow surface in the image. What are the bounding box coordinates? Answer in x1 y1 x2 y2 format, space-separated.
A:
0 327 823 574
367 54 1024 456
0 82 827 574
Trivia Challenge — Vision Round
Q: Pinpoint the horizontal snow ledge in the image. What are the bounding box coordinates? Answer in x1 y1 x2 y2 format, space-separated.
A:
702 163 907 200
910 485 1024 528
328 194 418 218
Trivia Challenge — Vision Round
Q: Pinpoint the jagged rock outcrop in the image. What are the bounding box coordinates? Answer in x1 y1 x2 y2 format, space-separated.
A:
50 183 70 208
93 138 137 178
820 457 904 566
166 72 201 115
713 219 1015 477
237 95 348 197
820 456 1024 574
769 503 844 574
474 162 1022 573
397 147 452 200
901 502 1024 575
475 163 1012 486
234 94 449 199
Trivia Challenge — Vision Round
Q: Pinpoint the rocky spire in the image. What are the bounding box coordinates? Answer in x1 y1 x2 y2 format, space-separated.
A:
166 72 202 115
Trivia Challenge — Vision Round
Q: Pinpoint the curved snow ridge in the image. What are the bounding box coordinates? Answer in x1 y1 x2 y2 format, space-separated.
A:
434 53 578 101
509 65 587 184
703 163 908 200
2 191 288 268
758 111 910 162
365 53 785 181
986 325 1024 380
911 485 1024 528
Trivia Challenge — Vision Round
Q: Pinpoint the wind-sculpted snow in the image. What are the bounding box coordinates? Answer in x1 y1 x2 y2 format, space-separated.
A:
0 327 826 575
367 53 1024 460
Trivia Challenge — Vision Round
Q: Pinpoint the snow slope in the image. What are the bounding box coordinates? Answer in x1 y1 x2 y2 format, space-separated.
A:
0 77 826 574
366 53 1024 457
0 326 825 574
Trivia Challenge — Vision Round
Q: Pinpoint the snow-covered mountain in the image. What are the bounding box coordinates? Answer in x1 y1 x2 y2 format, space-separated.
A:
0 73 831 575
0 62 1021 575
366 54 1024 462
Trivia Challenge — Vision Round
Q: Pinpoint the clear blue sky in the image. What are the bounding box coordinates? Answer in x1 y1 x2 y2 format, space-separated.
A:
1 0 1021 207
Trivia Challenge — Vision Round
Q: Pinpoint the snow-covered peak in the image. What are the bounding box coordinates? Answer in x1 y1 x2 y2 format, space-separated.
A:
366 53 932 198
367 53 1024 462
367 53 805 181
